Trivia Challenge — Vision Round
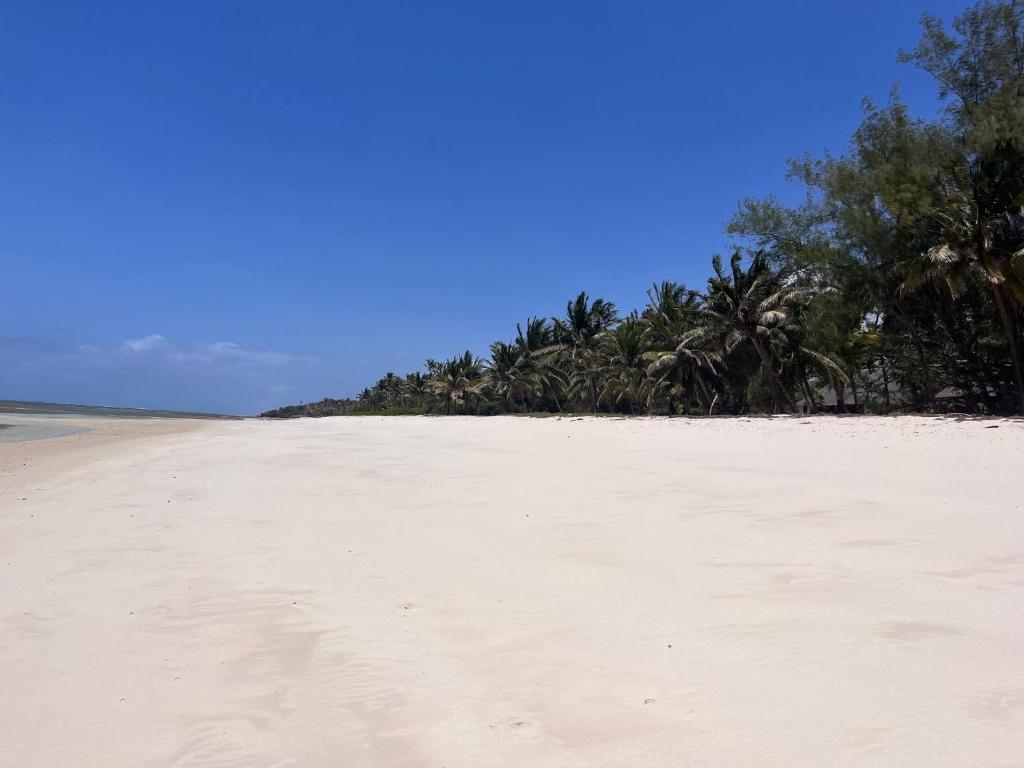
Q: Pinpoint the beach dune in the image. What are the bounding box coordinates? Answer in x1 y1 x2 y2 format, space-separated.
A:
1 415 1022 766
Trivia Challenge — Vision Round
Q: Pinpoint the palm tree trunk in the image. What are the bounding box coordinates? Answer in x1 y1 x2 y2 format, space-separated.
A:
751 336 791 413
799 370 817 414
695 374 713 415
879 355 892 413
835 379 847 414
913 332 931 410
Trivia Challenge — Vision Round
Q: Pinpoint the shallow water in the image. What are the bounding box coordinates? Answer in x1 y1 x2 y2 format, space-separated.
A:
0 417 90 443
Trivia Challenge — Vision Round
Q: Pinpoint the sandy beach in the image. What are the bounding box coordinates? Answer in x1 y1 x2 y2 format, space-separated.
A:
1 415 1022 767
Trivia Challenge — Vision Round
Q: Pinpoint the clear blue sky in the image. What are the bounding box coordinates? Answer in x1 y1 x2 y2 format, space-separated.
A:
1 0 965 414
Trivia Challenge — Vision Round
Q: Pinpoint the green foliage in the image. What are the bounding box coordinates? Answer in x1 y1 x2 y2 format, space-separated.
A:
260 398 362 418
265 1 1024 418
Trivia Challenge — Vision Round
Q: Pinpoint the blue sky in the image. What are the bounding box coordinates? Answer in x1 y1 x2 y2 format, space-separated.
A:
1 0 965 414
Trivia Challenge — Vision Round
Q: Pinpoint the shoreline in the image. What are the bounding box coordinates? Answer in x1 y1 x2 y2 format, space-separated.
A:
0 414 93 444
0 414 205 496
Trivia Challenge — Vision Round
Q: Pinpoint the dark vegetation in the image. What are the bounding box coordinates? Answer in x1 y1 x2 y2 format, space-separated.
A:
262 2 1024 419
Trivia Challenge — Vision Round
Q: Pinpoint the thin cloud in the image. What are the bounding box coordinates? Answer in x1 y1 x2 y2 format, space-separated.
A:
114 335 319 367
169 341 315 367
121 334 167 353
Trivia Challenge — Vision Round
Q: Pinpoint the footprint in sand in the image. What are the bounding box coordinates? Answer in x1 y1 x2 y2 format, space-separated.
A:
488 717 546 742
876 620 963 642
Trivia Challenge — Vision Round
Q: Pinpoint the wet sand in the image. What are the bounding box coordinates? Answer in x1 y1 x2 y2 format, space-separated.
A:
0 414 92 444
1 415 1022 766
0 414 202 493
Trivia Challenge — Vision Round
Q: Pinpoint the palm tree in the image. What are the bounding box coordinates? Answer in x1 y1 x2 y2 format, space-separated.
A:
376 372 403 408
598 314 651 413
427 351 481 414
484 341 534 408
702 250 807 412
515 316 553 353
551 292 618 412
902 185 1024 412
782 305 852 412
646 327 721 414
403 372 427 407
644 281 702 327
515 317 562 411
643 281 720 414
356 387 377 410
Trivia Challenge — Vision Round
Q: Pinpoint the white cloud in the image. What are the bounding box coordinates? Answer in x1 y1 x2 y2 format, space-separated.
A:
0 334 323 414
121 334 167 352
169 341 317 367
115 335 316 367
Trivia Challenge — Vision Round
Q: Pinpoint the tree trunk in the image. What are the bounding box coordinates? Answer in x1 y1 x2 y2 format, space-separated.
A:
992 284 1024 415
799 371 817 414
937 299 993 412
879 355 892 413
909 329 931 412
751 336 791 413
695 373 713 415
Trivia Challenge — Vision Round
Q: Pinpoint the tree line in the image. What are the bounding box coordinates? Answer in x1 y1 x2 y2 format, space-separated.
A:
262 1 1024 418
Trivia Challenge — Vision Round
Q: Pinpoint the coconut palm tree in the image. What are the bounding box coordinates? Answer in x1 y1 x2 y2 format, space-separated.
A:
427 351 481 414
643 281 720 413
551 292 618 412
644 281 702 328
376 372 403 408
702 250 808 412
403 372 428 407
515 316 554 353
356 387 377 410
483 341 536 408
902 184 1024 412
513 317 561 410
598 314 651 413
646 327 721 414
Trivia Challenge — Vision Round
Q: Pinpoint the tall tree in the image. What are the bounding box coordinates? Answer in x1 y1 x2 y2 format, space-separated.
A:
598 314 651 414
551 292 618 413
899 0 1024 411
427 352 481 415
703 251 807 413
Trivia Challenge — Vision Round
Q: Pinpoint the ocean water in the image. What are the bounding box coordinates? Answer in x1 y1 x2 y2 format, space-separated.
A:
0 416 91 444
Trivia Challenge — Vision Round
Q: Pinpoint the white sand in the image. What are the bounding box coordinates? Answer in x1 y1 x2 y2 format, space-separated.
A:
1 415 1022 766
